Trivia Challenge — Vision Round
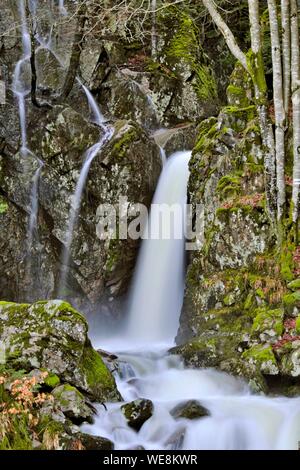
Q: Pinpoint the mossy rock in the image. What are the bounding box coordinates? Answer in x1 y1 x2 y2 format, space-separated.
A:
121 398 153 431
52 384 94 424
242 344 278 375
251 307 284 339
283 291 300 315
0 300 120 402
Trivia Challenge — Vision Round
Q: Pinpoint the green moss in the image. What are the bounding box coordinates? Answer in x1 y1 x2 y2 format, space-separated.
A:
222 105 256 120
246 49 267 98
296 316 300 334
216 173 242 199
287 279 300 291
251 307 284 336
0 197 8 214
79 346 116 399
227 84 250 107
242 344 276 365
167 13 217 101
44 373 60 389
283 291 300 305
279 238 295 281
111 127 138 160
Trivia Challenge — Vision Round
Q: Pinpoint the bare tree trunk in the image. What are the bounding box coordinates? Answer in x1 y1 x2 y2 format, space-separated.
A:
291 0 300 235
60 4 87 100
248 0 277 220
268 0 286 222
203 0 277 221
281 0 291 115
202 0 248 71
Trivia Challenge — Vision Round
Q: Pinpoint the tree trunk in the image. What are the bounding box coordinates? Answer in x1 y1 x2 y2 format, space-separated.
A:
281 0 291 115
268 0 286 222
60 4 87 100
202 0 248 71
248 0 277 220
291 0 300 234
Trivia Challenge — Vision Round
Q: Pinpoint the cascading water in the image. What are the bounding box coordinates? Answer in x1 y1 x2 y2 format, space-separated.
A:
13 0 42 298
126 151 191 346
84 150 300 450
13 0 31 153
58 87 113 296
58 0 67 15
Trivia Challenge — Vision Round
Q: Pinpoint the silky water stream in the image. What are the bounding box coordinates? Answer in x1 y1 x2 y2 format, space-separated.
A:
83 151 300 450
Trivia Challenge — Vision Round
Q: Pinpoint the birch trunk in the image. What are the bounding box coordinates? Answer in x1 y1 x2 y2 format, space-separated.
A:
268 0 286 221
281 0 291 115
248 0 277 220
291 0 300 229
202 0 248 71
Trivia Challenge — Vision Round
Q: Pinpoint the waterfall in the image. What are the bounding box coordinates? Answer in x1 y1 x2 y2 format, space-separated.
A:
58 88 113 297
125 151 191 347
13 0 42 299
58 0 67 15
13 0 31 153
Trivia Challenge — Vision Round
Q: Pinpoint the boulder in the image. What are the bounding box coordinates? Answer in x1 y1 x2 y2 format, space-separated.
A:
0 300 120 402
170 400 210 420
121 398 154 430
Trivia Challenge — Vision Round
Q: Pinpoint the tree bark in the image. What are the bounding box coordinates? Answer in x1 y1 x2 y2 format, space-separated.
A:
202 0 248 71
281 0 291 115
268 0 286 222
60 4 87 100
248 0 277 220
291 0 300 231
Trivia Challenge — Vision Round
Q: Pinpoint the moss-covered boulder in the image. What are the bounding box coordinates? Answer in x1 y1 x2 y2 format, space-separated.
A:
0 300 120 402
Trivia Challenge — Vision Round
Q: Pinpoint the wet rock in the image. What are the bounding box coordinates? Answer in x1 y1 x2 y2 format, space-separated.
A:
52 384 95 423
170 400 210 420
121 398 154 430
74 432 114 450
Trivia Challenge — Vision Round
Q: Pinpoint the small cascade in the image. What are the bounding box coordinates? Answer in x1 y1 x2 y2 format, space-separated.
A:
125 151 191 347
13 0 42 299
13 0 31 153
58 88 113 296
77 79 105 125
58 0 67 15
83 351 300 450
27 158 43 255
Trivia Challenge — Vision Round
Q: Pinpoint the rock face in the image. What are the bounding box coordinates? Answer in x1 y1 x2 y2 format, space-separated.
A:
121 398 154 430
0 300 120 402
0 0 234 315
175 65 300 394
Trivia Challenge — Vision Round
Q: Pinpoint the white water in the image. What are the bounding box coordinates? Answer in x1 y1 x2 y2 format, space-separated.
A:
58 87 113 295
58 0 67 16
125 151 190 347
83 350 300 450
27 159 43 254
13 0 31 153
85 150 300 450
